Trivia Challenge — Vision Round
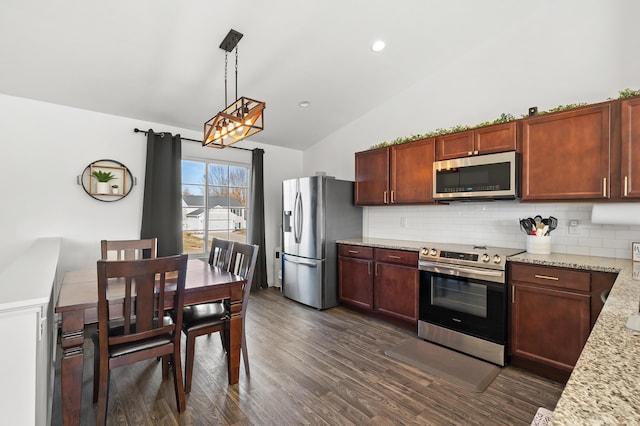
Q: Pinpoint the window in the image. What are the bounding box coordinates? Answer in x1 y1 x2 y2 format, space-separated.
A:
181 158 250 255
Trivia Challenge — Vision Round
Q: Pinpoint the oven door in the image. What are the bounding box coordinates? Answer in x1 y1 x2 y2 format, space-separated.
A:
419 268 506 345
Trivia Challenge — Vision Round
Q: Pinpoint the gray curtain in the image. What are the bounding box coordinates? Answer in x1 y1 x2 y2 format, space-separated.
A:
140 129 183 257
248 148 267 289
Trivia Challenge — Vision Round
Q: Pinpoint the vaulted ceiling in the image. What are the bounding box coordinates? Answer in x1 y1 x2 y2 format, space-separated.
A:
0 1 631 150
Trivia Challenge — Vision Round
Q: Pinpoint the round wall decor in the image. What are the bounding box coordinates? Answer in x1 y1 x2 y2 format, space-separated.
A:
79 159 135 202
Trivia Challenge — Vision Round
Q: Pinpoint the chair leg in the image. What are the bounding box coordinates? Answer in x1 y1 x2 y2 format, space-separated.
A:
184 332 196 393
171 351 186 412
96 367 110 425
93 348 100 402
219 330 228 353
162 355 170 380
241 328 250 377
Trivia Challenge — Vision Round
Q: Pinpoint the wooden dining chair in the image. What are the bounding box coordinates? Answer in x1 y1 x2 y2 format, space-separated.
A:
100 238 157 260
208 237 234 269
181 242 258 392
91 254 188 425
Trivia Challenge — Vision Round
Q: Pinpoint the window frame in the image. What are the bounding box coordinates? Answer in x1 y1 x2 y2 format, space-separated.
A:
181 156 251 258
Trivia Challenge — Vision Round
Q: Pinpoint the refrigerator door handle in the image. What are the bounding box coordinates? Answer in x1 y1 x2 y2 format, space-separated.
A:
285 257 318 267
294 191 303 243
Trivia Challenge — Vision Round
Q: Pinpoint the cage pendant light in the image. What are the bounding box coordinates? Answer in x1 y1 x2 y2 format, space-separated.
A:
203 29 265 148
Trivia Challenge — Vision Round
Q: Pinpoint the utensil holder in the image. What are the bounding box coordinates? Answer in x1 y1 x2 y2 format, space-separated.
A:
526 235 551 254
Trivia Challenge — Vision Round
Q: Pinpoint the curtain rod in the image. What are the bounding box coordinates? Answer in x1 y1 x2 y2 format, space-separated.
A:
133 128 255 152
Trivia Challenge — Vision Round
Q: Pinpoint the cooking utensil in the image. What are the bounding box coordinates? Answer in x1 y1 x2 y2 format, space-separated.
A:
520 218 533 235
548 216 558 233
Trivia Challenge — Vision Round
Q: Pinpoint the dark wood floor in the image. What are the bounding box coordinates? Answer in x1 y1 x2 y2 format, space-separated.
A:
52 287 563 425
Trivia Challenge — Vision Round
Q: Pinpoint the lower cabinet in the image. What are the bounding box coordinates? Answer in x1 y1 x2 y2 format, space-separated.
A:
508 262 616 382
338 244 418 327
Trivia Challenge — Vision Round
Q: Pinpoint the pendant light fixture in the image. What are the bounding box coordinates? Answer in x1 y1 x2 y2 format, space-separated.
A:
203 29 265 148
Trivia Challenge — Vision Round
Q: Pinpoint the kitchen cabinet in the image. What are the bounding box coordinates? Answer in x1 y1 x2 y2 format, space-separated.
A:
338 244 418 327
621 96 640 198
508 262 616 382
520 103 612 201
355 138 435 205
373 248 419 322
435 122 517 160
338 245 373 310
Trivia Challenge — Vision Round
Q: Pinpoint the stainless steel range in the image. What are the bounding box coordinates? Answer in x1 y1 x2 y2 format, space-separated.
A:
417 243 523 366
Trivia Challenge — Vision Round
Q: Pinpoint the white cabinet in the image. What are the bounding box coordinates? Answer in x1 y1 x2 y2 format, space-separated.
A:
0 238 60 426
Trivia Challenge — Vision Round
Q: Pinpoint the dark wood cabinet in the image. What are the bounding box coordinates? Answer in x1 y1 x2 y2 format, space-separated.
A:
338 245 373 309
354 148 389 205
435 122 517 160
508 262 616 382
355 138 435 206
621 97 640 198
520 103 612 201
338 244 418 327
373 248 419 322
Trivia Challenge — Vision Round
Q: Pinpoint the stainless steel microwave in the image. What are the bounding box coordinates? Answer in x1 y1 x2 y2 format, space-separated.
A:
433 151 519 200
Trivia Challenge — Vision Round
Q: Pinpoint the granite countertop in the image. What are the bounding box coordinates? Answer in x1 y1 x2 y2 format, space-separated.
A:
337 238 640 424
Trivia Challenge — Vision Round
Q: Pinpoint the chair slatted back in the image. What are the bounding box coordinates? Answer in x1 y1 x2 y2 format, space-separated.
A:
101 238 158 261
229 243 259 311
96 254 187 352
209 238 234 270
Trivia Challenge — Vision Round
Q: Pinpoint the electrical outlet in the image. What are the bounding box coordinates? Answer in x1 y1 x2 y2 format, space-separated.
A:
568 219 579 234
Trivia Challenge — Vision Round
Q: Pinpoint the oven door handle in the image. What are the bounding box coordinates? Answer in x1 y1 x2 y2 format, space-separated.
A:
419 261 504 279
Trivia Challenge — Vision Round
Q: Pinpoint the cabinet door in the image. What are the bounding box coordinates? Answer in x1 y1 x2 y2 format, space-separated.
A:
474 122 517 155
390 138 435 204
621 97 640 198
521 104 611 200
510 282 590 372
435 130 474 160
355 148 389 205
338 256 373 310
374 262 418 322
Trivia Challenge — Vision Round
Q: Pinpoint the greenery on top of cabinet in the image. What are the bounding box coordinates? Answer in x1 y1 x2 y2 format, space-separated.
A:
368 88 640 150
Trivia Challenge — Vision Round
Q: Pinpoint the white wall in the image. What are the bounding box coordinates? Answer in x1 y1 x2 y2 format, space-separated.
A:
0 93 302 284
302 1 640 259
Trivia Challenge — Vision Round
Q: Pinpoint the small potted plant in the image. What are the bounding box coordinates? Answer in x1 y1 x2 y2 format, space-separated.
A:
111 184 119 195
91 170 116 194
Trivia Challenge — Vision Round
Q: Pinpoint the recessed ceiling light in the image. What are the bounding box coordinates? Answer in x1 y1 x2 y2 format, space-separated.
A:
371 40 386 52
298 101 311 107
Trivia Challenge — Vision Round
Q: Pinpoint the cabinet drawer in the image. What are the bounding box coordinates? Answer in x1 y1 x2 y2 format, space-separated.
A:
510 263 590 292
339 244 373 259
374 248 418 266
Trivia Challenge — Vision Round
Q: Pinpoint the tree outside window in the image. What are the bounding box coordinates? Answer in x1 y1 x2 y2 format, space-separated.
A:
181 159 249 255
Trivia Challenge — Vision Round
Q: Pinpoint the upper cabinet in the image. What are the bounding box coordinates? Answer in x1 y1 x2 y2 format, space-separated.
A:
621 97 640 198
520 103 612 201
435 122 517 160
355 138 435 206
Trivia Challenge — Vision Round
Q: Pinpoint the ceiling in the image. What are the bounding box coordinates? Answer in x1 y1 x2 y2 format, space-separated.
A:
0 1 552 150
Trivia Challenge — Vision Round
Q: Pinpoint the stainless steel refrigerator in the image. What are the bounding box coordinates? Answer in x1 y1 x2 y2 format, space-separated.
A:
282 176 362 309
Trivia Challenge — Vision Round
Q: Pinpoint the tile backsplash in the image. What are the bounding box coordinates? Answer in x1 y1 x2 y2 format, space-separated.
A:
364 201 640 259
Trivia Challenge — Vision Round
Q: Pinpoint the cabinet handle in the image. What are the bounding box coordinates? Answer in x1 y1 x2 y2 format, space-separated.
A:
603 177 607 197
348 250 359 254
368 262 371 275
512 287 515 304
625 176 629 197
388 255 402 259
468 151 473 156
383 191 387 204
391 190 395 203
375 264 379 276
534 274 559 281
473 150 479 155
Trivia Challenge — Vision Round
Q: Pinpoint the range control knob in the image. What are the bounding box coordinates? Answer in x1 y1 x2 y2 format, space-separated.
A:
482 253 490 263
430 248 437 256
493 254 502 264
421 248 429 256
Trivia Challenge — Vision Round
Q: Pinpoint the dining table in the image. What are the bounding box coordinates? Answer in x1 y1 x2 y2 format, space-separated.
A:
55 258 246 426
